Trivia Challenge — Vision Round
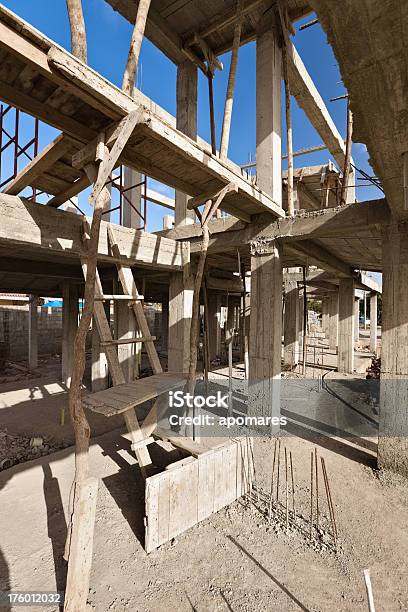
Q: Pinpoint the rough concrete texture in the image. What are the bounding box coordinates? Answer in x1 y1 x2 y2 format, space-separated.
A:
309 0 407 216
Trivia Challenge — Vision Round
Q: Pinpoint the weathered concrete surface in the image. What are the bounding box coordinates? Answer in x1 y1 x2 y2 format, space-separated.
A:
310 0 408 217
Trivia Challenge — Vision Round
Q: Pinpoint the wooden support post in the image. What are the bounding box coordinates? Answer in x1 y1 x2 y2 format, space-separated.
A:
122 0 152 95
65 0 87 64
256 15 282 202
64 478 98 612
176 60 197 226
338 278 354 374
208 72 217 156
28 295 39 370
340 99 353 205
63 163 110 609
62 283 78 388
248 239 282 429
370 293 378 354
378 222 408 475
283 281 299 368
219 1 242 160
279 7 294 216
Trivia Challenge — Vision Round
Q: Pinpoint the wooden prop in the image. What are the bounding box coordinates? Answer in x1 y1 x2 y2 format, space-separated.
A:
219 0 242 160
122 0 152 95
65 0 87 64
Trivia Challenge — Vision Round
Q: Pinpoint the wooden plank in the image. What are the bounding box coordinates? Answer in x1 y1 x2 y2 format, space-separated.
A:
46 174 90 207
154 427 210 457
3 133 74 195
197 451 215 521
213 446 228 512
64 477 98 612
168 459 198 539
145 475 160 552
157 471 171 546
83 373 186 416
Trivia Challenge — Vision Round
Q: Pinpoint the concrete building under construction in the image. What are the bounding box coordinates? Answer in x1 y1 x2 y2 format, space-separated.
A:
0 1 406 610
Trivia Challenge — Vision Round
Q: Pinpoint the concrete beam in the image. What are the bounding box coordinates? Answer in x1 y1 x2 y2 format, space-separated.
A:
0 194 188 271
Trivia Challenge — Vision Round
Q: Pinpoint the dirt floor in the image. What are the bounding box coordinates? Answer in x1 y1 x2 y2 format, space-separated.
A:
3 330 407 612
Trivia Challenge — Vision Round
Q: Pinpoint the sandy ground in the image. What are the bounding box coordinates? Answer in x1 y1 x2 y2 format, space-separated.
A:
1 426 407 612
1 344 408 612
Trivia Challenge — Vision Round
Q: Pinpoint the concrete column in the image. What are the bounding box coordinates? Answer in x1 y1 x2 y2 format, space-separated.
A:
338 278 354 374
283 281 299 367
161 294 169 352
248 240 282 427
122 166 142 229
208 292 222 362
354 297 360 341
378 223 408 474
62 283 78 388
92 300 110 392
256 16 282 202
321 297 329 336
168 263 194 373
176 60 197 227
298 291 304 352
328 292 339 351
115 300 138 383
28 295 39 370
370 293 378 353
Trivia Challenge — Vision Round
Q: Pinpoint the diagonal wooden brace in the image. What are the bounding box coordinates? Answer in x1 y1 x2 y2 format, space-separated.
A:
202 182 238 226
90 109 144 203
188 182 238 215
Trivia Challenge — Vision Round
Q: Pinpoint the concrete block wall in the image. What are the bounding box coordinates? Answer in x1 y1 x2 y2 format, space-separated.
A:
0 305 63 361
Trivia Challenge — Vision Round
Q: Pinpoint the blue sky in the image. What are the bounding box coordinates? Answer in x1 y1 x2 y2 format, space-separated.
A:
0 0 382 240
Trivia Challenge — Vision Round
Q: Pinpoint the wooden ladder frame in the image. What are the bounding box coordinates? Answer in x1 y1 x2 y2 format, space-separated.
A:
81 224 165 477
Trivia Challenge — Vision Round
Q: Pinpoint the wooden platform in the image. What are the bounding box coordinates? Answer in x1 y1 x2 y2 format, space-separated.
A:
0 5 284 222
83 372 187 418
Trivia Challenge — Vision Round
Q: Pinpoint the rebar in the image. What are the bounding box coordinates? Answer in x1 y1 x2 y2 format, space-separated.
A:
321 457 338 547
315 447 319 529
290 450 296 520
310 451 314 539
268 438 277 522
285 447 289 533
276 438 281 504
